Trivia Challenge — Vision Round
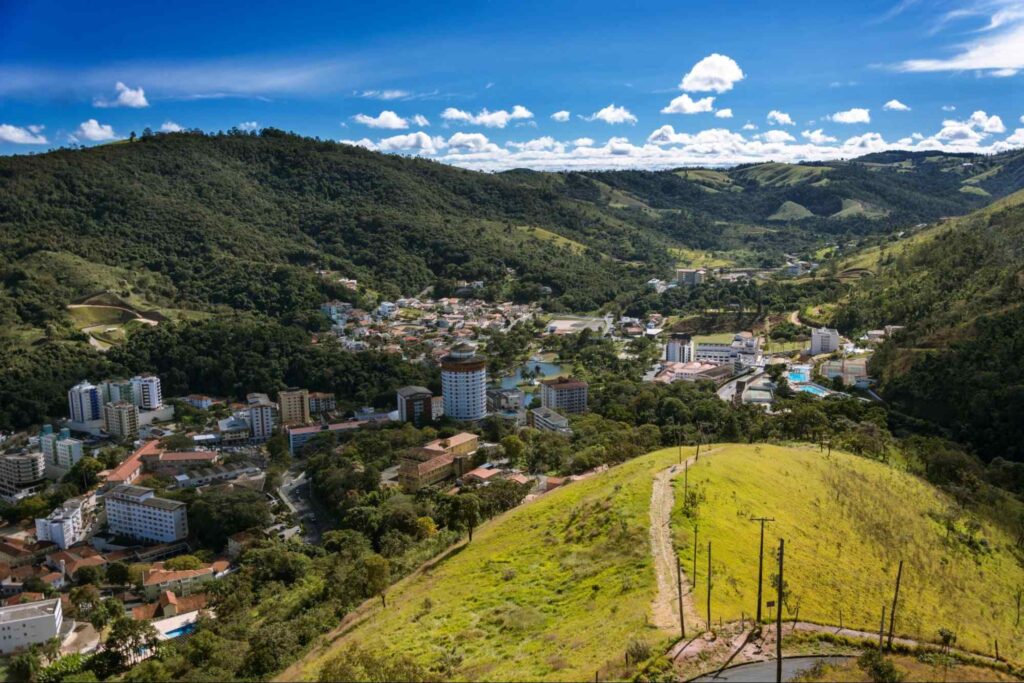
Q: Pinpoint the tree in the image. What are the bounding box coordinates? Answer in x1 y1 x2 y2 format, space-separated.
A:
73 565 103 587
501 435 525 466
363 554 391 607
9 650 41 682
106 561 130 586
318 644 428 683
69 584 101 616
123 659 173 682
457 494 481 541
164 555 203 570
106 617 159 668
188 487 271 550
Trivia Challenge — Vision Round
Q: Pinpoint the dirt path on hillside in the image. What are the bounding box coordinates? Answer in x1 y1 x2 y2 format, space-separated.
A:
649 448 717 635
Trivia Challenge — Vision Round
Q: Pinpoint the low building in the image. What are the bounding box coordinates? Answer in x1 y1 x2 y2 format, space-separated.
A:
810 327 841 355
104 485 188 544
398 433 479 491
307 392 336 415
104 440 162 485
140 560 229 599
676 268 706 286
540 377 589 414
171 464 261 489
286 420 365 456
35 495 95 550
462 466 504 485
0 598 63 655
184 395 216 410
820 357 871 388
217 415 251 444
486 387 524 413
653 361 733 384
527 407 571 435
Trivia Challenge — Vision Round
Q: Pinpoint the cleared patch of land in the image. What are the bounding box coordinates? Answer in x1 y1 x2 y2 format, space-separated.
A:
516 225 589 254
672 445 1024 663
768 200 814 221
830 198 888 219
735 163 831 187
287 448 686 682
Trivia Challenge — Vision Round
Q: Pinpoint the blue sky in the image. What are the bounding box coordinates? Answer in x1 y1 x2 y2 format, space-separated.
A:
1 0 1022 168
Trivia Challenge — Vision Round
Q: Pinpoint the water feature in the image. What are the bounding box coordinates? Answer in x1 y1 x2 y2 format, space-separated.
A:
499 359 565 389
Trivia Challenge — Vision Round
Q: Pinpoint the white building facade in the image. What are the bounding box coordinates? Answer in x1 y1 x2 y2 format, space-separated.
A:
0 599 63 655
441 343 488 421
666 335 694 363
105 485 189 543
130 375 163 410
35 496 93 549
68 381 102 423
811 327 841 355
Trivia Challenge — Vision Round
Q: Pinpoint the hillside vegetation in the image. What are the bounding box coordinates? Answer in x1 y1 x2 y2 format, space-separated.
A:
674 445 1024 661
286 447 685 683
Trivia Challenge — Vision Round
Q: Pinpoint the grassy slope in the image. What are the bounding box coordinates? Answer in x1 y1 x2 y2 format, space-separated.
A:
289 447 685 682
768 200 814 221
672 445 1024 662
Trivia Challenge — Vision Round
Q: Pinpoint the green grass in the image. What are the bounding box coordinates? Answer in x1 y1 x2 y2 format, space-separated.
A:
959 185 991 197
672 444 1024 663
516 226 589 255
736 163 831 187
67 305 139 327
674 169 741 193
290 447 689 682
831 198 888 219
693 332 739 343
669 247 735 269
768 200 814 221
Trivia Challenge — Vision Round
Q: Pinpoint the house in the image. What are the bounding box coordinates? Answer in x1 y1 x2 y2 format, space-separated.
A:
131 590 208 621
103 439 162 485
398 433 479 491
141 560 229 599
462 466 503 485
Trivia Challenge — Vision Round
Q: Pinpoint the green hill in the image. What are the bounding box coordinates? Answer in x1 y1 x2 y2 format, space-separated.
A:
768 200 815 221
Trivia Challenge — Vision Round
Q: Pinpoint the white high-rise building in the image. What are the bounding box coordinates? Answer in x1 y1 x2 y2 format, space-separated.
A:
666 334 694 363
441 342 488 421
130 375 163 410
0 599 63 655
105 485 188 544
0 451 45 504
35 496 93 549
40 427 83 470
68 380 101 423
246 393 277 442
810 327 841 356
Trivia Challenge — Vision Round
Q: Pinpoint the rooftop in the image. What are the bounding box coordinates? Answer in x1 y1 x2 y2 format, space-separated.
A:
0 598 60 623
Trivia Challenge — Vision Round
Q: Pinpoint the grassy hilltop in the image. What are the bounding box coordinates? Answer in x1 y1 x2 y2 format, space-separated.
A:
674 444 1024 662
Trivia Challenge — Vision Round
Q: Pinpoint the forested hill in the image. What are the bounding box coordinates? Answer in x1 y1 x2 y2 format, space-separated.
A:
836 190 1024 461
3 129 1023 342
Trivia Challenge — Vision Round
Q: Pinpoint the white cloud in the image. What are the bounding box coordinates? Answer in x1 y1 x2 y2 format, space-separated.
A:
354 89 410 100
353 110 408 129
758 130 796 143
93 81 149 108
883 99 911 112
506 136 565 153
446 132 503 154
661 93 715 114
841 132 888 154
767 110 795 126
714 108 734 119
680 54 745 93
412 114 429 127
0 123 48 144
895 19 1024 77
742 122 758 131
340 138 376 149
966 110 1006 133
1003 128 1024 146
572 137 595 147
159 121 184 133
441 105 533 128
828 108 871 124
1020 115 1024 124
238 121 258 131
801 129 837 144
942 105 957 112
74 119 117 141
551 110 571 122
378 132 445 154
584 104 637 124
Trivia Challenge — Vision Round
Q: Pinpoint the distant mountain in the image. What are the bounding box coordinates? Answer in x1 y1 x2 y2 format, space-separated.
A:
1 130 1022 345
835 189 1024 461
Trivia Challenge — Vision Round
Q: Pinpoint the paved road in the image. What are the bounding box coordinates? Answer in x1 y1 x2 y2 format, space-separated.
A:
277 469 325 544
691 655 852 682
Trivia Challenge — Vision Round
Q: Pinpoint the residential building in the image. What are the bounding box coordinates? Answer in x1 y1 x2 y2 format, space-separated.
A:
653 361 733 384
441 342 488 421
246 393 277 442
277 388 310 426
105 485 188 544
527 407 571 435
99 378 134 405
68 380 101 423
396 386 433 425
104 440 161 485
540 377 589 414
307 391 336 415
666 334 694 363
486 387 524 413
285 420 365 456
216 415 250 444
0 598 63 655
695 333 763 369
0 452 45 504
378 301 398 318
140 560 229 599
184 394 215 410
810 327 841 355
103 401 139 439
40 427 83 471
130 375 163 410
398 433 479 491
35 496 94 550
676 268 706 286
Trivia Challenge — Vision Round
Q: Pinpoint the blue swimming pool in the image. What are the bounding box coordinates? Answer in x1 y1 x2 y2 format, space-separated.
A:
797 384 830 397
165 623 197 638
788 370 809 383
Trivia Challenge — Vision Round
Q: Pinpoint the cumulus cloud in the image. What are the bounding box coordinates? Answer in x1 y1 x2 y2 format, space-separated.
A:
802 129 837 144
74 119 117 141
661 94 715 114
767 110 794 126
827 108 871 124
573 137 595 147
446 131 503 154
584 104 637 124
680 54 745 93
551 110 571 122
353 110 408 129
965 110 1006 133
238 121 258 131
506 136 565 153
412 114 429 127
441 105 533 128
715 108 734 119
93 81 149 108
378 132 445 154
758 130 796 143
160 121 184 133
0 123 48 144
942 105 957 112
742 122 758 131
883 99 911 111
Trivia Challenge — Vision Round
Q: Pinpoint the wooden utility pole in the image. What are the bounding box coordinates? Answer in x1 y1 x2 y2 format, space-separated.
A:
693 525 699 586
683 461 689 508
751 516 775 623
879 605 886 647
676 558 686 639
886 560 904 650
1016 588 1021 627
707 541 713 631
776 539 784 683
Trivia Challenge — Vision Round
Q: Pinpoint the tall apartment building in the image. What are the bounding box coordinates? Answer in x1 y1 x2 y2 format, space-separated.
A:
130 375 163 410
103 401 139 439
676 268 707 286
105 485 189 544
277 388 310 426
441 343 488 421
68 380 102 423
540 377 589 414
99 378 134 405
40 426 83 470
0 599 63 655
396 386 433 425
665 334 694 363
35 495 93 549
0 452 45 504
246 393 277 442
810 327 841 355
308 391 336 415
